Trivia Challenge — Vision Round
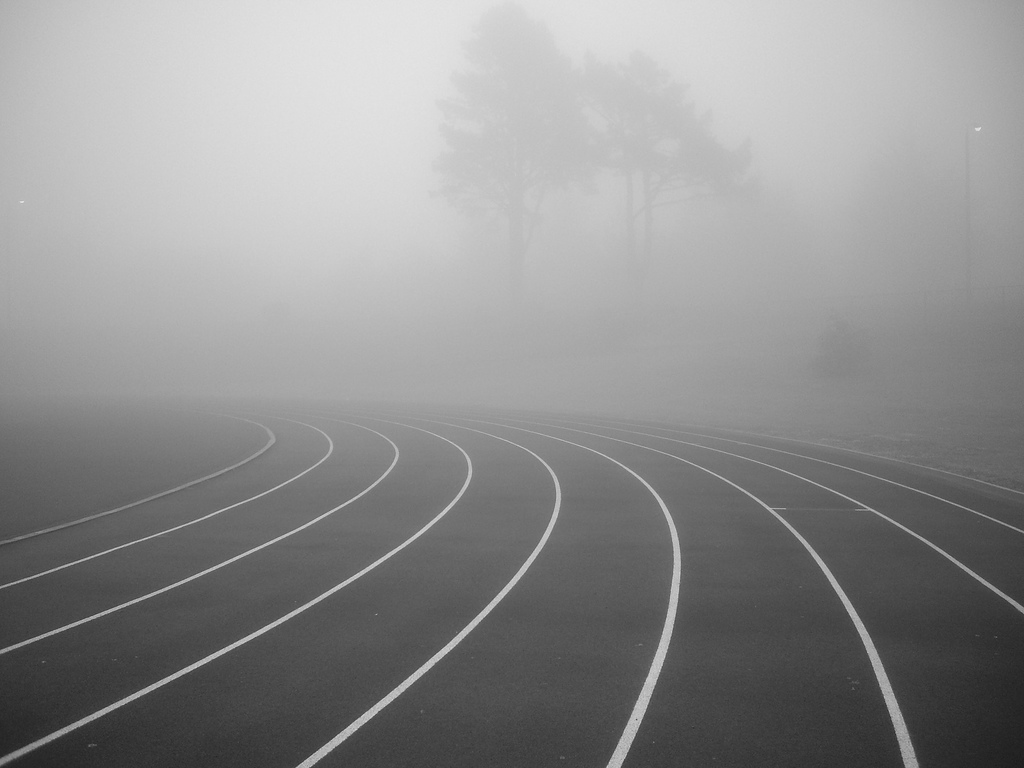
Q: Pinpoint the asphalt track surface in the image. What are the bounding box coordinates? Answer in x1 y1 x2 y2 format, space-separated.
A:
1 405 1022 767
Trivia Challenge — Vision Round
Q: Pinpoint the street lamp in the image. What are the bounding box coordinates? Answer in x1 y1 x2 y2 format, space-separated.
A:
964 125 981 300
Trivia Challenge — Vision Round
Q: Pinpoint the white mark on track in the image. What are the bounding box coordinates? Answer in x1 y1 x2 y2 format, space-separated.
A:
0 414 276 547
665 431 1024 617
444 415 682 768
1 421 332 647
559 416 1024 614
494 415 920 768
293 418 562 767
612 420 1024 535
0 419 452 766
0 417 320 592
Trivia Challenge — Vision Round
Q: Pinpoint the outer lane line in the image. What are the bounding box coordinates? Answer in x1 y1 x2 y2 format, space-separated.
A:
0 414 276 547
430 413 681 768
608 419 1024 536
480 414 919 768
0 421 470 767
628 418 1024 498
0 418 356 653
548 415 1024 616
293 415 562 767
0 416 327 592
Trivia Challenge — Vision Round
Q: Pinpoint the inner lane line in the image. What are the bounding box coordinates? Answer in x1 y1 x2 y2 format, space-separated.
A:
489 414 919 768
0 419 381 654
770 507 872 512
603 418 1024 536
573 418 1024 618
0 416 328 592
0 421 468 767
0 413 276 547
437 414 682 768
293 416 562 767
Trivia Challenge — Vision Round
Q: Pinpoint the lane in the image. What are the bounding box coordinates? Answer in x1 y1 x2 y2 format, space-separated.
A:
0 406 273 541
435 414 682 768
0 417 318 593
667 422 1024 499
4 402 1019 766
507 410 1024 609
531 413 1024 768
0 418 470 766
0 419 341 655
616 419 1024 529
560 416 1024 614
5 412 677 768
0 417 349 647
468 415 917 768
636 424 1024 599
277 411 680 767
0 416 328 586
0 415 276 546
293 417 563 767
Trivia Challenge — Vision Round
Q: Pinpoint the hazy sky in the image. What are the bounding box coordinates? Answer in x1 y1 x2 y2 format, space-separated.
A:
2 0 1022 331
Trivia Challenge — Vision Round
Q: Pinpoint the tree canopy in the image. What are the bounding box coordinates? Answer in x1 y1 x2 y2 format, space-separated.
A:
436 7 750 301
583 51 751 284
435 3 589 299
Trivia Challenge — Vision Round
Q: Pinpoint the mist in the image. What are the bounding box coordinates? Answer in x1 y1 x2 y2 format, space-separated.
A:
3 0 1023 435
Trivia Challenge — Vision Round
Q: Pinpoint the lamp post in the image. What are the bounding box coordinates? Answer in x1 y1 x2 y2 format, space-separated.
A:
964 125 981 301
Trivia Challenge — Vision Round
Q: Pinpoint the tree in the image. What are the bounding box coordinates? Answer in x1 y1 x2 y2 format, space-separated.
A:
584 52 750 288
435 3 589 299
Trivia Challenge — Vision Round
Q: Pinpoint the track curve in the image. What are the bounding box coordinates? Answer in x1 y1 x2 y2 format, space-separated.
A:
1 404 1020 767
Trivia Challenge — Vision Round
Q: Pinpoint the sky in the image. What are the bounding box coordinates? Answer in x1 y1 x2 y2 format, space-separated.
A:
1 0 1022 392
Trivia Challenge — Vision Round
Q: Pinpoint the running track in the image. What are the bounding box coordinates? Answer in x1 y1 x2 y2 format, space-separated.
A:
1 404 1021 767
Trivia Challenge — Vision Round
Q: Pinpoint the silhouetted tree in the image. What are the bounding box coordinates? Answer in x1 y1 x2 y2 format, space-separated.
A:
436 3 589 299
584 52 750 288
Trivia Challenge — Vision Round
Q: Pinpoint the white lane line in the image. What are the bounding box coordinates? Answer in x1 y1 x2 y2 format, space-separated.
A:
0 421 356 655
0 414 276 547
294 417 561 767
439 415 681 768
0 423 468 767
608 417 1024 505
771 507 871 513
492 415 919 768
562 417 1024 616
718 423 1024 498
0 416 324 592
647 423 1024 536
598 417 1024 536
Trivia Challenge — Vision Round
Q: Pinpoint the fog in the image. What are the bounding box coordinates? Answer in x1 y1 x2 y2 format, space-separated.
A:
3 0 1023 427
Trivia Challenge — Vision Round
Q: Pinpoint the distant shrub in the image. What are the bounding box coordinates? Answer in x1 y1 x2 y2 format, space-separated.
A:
813 313 867 377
